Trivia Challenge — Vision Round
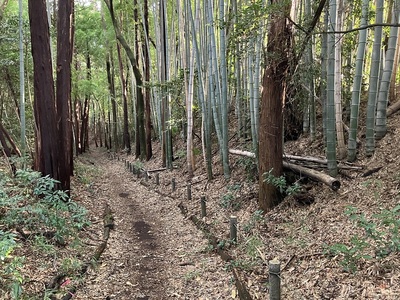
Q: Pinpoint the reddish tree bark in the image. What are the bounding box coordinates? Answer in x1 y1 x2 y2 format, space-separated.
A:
0 122 21 157
28 0 60 180
56 0 74 190
258 1 292 211
143 0 152 160
133 0 146 159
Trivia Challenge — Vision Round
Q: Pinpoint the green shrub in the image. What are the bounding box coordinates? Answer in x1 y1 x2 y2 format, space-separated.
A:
219 184 242 211
327 205 400 272
263 169 301 196
0 169 90 297
0 231 23 299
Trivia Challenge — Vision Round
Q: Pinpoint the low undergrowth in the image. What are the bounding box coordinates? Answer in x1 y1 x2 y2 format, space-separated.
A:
0 168 90 299
327 205 400 273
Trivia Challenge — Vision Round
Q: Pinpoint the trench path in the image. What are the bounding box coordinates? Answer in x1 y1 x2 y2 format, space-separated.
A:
74 148 231 299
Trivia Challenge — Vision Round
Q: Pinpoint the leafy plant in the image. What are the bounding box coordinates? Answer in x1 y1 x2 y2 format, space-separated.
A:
133 161 144 170
243 210 264 233
361 179 383 201
0 169 90 297
0 231 24 299
183 270 201 282
175 149 186 160
61 257 83 276
219 184 242 211
237 156 258 181
327 236 371 273
225 259 255 271
327 205 400 272
243 235 264 259
263 169 301 196
32 235 56 255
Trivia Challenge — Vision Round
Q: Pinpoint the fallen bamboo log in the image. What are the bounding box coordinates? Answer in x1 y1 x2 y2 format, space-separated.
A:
387 100 400 117
229 149 362 170
229 149 341 191
283 161 340 191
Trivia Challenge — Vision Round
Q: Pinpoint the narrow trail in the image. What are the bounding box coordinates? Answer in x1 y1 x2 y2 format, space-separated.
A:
75 148 233 299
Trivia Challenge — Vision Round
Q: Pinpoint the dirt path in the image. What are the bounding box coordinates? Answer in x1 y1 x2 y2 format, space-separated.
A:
74 148 233 299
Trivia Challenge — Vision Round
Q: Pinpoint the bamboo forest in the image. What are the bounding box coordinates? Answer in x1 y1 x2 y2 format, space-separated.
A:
1 0 400 298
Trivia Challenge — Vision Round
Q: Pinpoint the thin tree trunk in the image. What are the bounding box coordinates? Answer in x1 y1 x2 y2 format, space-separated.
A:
0 124 17 174
320 6 329 142
80 47 91 154
116 43 131 153
389 28 400 103
182 0 195 178
0 122 22 157
106 54 118 151
159 0 172 168
219 0 230 178
133 0 145 159
189 0 213 180
305 0 316 140
4 69 20 121
18 0 25 155
104 0 145 157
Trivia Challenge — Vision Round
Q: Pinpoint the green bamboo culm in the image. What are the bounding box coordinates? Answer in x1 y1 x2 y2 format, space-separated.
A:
375 0 400 140
347 0 369 162
365 0 384 156
326 0 338 176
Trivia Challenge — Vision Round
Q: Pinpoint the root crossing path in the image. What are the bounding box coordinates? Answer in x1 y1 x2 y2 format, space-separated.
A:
75 148 233 300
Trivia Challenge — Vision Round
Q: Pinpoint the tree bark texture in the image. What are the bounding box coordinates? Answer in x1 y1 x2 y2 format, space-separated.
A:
116 43 131 153
56 0 74 190
106 54 118 151
133 0 145 159
28 0 60 181
258 0 291 211
143 0 152 160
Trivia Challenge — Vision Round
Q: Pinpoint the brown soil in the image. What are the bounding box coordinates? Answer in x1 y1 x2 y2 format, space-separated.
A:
73 148 234 299
70 111 400 299
12 114 400 299
71 112 400 299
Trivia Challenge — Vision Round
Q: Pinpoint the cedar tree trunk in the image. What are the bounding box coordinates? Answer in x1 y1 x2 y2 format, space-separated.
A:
258 0 291 211
28 0 60 181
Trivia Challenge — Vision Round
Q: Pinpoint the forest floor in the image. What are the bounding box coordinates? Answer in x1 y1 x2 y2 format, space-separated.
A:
6 113 400 300
68 111 400 300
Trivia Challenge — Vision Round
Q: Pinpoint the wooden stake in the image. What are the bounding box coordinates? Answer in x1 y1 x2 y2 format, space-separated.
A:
187 183 192 200
269 259 281 300
230 216 237 242
201 196 206 217
172 178 176 192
